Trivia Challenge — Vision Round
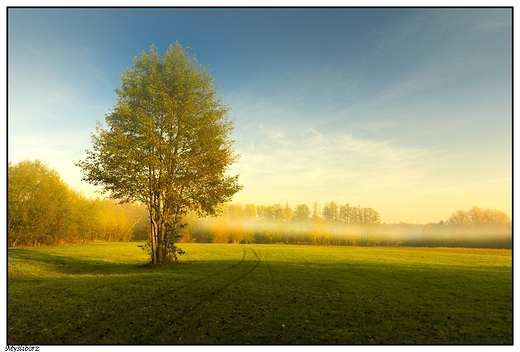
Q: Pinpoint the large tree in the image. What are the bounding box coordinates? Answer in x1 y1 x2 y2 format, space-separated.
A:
77 43 242 264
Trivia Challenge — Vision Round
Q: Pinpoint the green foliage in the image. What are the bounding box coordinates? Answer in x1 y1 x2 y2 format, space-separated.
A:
8 160 72 246
8 160 149 247
138 233 186 263
292 204 311 222
8 243 512 344
76 42 241 264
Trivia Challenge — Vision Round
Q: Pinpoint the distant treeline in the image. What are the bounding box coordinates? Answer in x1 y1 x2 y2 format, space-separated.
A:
418 207 512 248
8 160 511 249
180 204 512 249
181 202 387 245
8 160 149 247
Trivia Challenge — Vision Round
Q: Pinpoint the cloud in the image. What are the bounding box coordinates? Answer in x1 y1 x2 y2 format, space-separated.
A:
230 123 454 208
229 105 511 223
258 124 290 146
226 63 362 130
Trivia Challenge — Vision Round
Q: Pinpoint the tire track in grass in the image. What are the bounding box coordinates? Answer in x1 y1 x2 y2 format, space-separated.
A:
198 247 261 299
163 246 249 299
250 248 261 262
173 247 261 326
253 248 275 287
156 247 261 340
199 246 247 279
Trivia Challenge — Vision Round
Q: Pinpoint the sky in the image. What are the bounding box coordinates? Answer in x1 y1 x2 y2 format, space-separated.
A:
6 7 512 224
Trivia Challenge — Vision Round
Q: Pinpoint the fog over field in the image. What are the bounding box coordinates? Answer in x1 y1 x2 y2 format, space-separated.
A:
176 203 511 249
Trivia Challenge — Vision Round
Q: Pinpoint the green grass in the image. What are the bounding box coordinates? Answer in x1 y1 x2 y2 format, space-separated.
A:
7 243 512 344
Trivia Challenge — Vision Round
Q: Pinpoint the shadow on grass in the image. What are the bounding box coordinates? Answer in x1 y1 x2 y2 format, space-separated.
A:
7 246 512 344
7 247 246 278
9 245 511 278
8 248 152 276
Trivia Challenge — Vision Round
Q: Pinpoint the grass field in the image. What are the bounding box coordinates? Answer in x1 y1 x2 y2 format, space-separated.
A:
7 242 512 344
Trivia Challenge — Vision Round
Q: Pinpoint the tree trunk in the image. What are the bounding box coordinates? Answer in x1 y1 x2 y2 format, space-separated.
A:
150 217 160 264
150 212 170 265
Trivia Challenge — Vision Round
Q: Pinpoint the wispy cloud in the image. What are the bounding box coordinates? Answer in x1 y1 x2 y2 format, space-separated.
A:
258 124 290 146
230 123 457 208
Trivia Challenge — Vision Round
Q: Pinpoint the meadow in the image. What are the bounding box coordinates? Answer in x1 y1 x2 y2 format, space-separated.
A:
7 242 512 344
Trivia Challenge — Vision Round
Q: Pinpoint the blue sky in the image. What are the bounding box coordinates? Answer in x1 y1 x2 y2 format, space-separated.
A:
7 8 512 223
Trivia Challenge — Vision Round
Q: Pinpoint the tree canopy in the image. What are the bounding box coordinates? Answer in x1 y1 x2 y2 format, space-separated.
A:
8 160 147 246
77 42 242 264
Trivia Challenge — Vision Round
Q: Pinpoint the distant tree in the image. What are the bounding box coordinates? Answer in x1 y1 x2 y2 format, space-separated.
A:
311 202 320 221
211 217 230 243
427 207 512 248
310 202 323 244
221 204 245 244
262 204 284 241
363 207 381 225
468 206 486 225
350 206 361 224
484 208 510 225
77 43 241 264
221 204 243 220
244 204 257 219
468 206 510 225
339 203 351 223
255 205 268 222
270 204 284 222
8 160 72 246
283 202 293 223
120 202 150 241
72 194 101 243
242 204 257 244
322 202 339 222
98 200 130 241
292 204 311 222
447 209 472 226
